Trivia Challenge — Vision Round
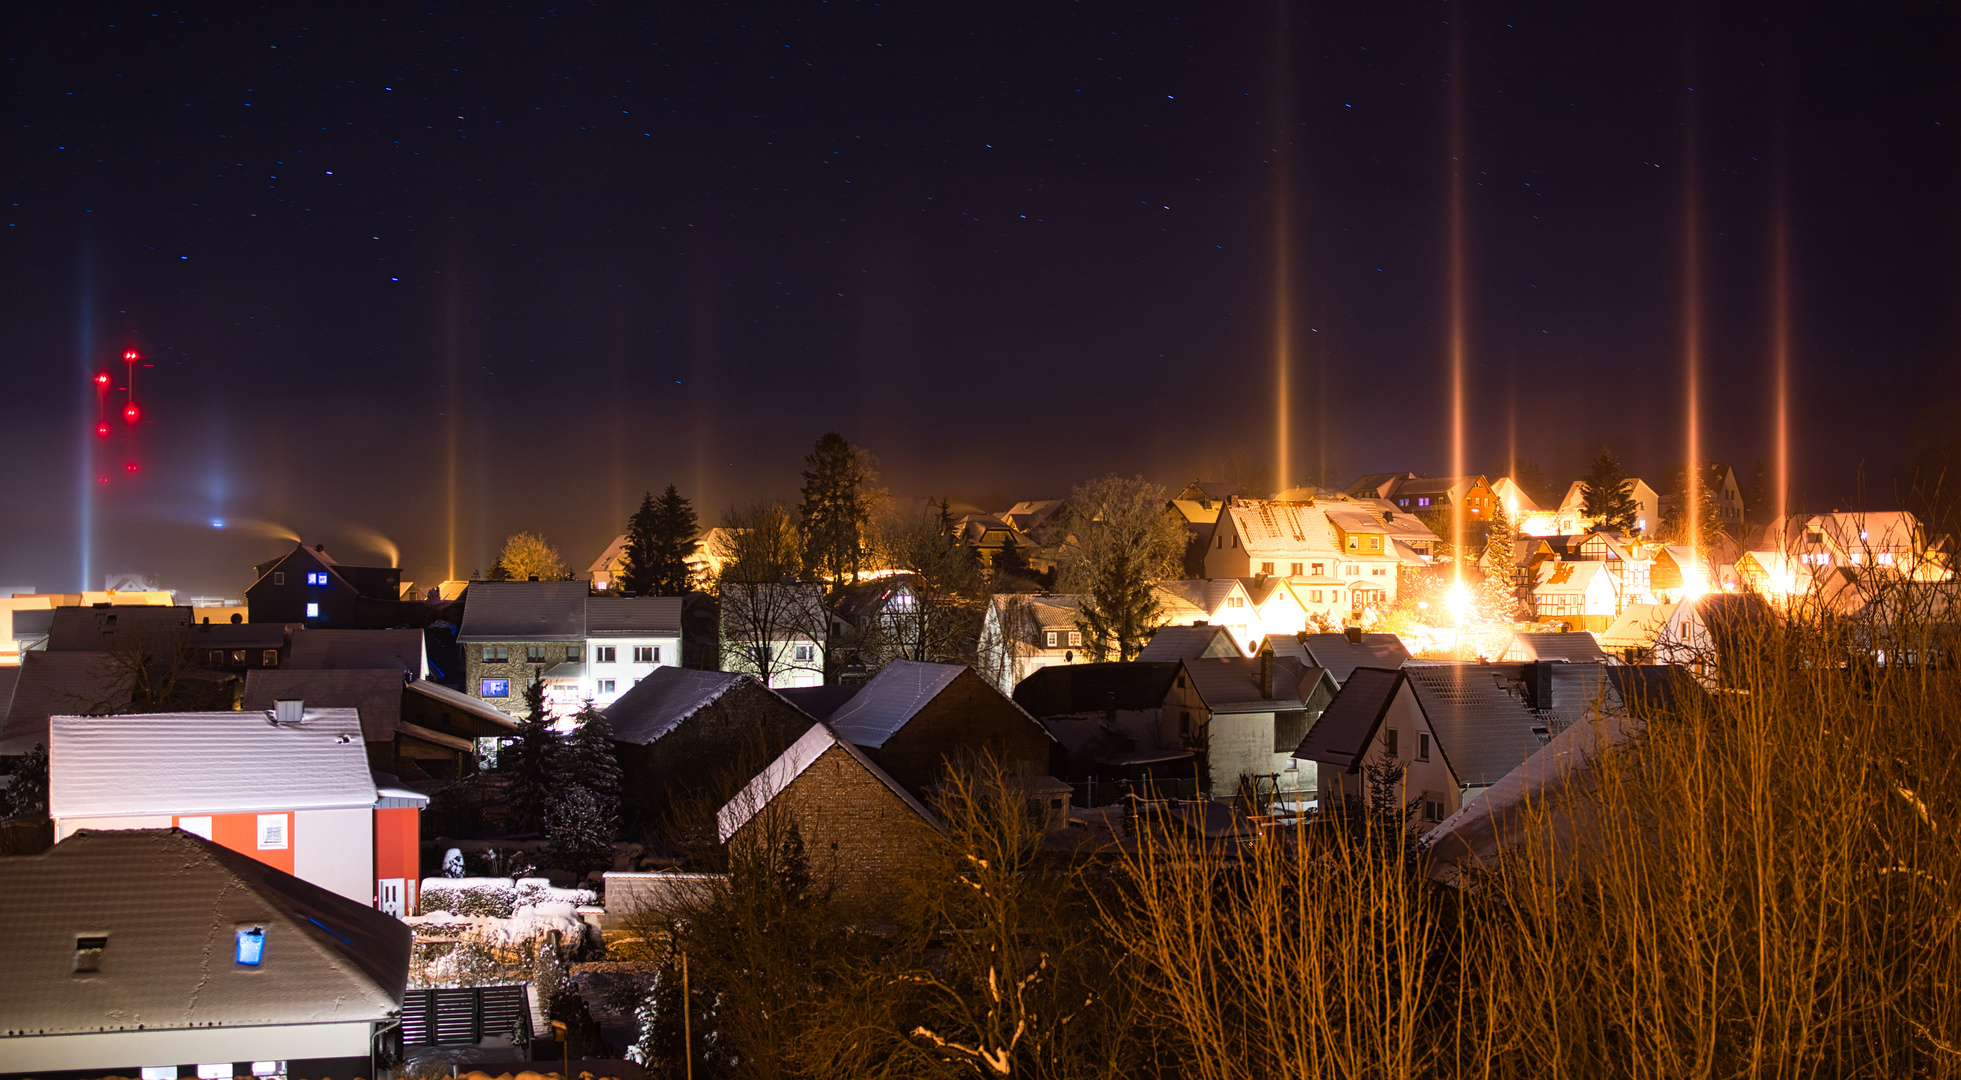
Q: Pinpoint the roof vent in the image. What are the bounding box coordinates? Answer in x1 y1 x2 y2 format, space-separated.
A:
270 699 306 725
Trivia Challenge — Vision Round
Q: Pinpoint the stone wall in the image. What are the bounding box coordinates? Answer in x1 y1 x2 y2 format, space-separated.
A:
870 668 1055 797
736 743 940 906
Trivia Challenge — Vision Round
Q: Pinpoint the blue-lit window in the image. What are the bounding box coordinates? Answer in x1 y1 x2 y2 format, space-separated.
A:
236 926 265 965
481 678 510 698
305 571 328 586
305 603 320 618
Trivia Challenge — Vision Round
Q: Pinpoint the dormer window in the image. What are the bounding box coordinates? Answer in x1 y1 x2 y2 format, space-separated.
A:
74 935 108 973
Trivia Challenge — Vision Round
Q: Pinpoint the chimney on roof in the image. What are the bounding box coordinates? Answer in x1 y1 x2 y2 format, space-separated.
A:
1531 661 1557 710
1344 625 1364 644
528 575 540 582
270 699 306 725
315 544 325 553
1259 649 1274 699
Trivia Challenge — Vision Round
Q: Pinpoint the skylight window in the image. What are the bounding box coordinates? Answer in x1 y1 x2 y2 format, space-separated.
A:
235 926 266 966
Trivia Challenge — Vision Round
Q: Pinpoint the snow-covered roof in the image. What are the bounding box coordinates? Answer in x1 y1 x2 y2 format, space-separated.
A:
1534 559 1608 595
586 596 683 637
1181 656 1323 714
286 628 426 676
1136 624 1239 662
0 829 408 1036
1224 501 1341 559
1502 632 1608 664
603 667 753 745
0 651 134 755
716 722 938 843
51 708 376 818
243 669 406 742
457 581 589 641
588 533 630 575
1299 632 1410 686
825 659 967 748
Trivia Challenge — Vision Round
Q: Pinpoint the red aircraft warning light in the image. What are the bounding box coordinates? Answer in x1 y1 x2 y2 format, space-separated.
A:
94 372 110 386
124 350 139 361
124 403 140 424
125 462 138 473
96 423 109 437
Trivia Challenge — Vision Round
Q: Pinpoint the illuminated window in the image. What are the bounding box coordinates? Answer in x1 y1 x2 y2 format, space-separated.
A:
231 650 246 665
596 646 617 663
526 645 546 662
1879 552 1895 565
234 927 265 967
1044 631 1059 648
480 677 509 697
484 645 509 662
1418 498 1431 507
305 603 319 618
1068 631 1083 647
263 649 279 666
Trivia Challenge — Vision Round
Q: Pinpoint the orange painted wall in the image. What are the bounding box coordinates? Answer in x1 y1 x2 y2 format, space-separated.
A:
374 806 422 910
175 811 295 876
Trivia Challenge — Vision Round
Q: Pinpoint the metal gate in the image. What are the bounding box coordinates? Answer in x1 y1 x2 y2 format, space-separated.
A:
401 985 532 1046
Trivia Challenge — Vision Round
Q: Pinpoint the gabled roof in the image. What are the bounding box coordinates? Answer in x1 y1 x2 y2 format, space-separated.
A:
187 621 289 649
1293 666 1402 770
1344 473 1415 500
1401 665 1550 785
1001 499 1065 532
1503 632 1609 664
243 669 407 743
1011 661 1182 717
826 659 968 748
0 651 134 755
1535 559 1609 594
287 628 425 675
1221 501 1341 559
1137 624 1240 662
586 596 683 637
1154 579 1244 619
716 722 938 842
1299 632 1411 685
46 605 192 651
603 667 757 745
0 829 408 1035
589 533 630 575
1597 602 1679 650
51 708 375 818
457 580 590 641
1323 508 1387 536
1180 656 1319 714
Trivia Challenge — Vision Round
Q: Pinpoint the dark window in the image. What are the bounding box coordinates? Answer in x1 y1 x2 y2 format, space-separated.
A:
597 646 617 663
1384 728 1399 757
525 645 546 662
484 646 509 663
273 572 285 585
230 650 246 665
566 645 582 662
1418 733 1431 761
263 650 280 666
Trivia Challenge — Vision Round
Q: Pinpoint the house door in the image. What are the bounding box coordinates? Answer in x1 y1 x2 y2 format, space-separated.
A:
379 877 406 917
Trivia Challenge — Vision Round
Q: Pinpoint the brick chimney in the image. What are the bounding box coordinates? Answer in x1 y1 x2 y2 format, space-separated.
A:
1344 625 1364 644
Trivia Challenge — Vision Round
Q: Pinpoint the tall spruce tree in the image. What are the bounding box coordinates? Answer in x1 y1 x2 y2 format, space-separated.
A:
1580 448 1641 534
1476 500 1523 623
799 433 878 589
619 491 661 596
648 484 699 595
500 669 560 835
548 703 623 872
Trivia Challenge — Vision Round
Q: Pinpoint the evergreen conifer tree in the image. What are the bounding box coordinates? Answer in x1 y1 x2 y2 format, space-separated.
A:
547 703 622 872
1580 448 1641 533
799 433 878 589
619 491 661 596
1476 500 1524 623
648 484 699 595
500 669 560 834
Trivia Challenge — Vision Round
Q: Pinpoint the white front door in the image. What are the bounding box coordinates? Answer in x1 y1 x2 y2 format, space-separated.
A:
378 877 405 916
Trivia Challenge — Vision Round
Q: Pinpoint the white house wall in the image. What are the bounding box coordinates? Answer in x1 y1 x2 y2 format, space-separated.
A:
0 1021 377 1074
1315 686 1460 823
293 807 376 905
1204 712 1307 796
585 634 681 705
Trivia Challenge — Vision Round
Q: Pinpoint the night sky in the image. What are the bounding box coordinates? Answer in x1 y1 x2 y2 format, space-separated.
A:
4 3 1958 596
